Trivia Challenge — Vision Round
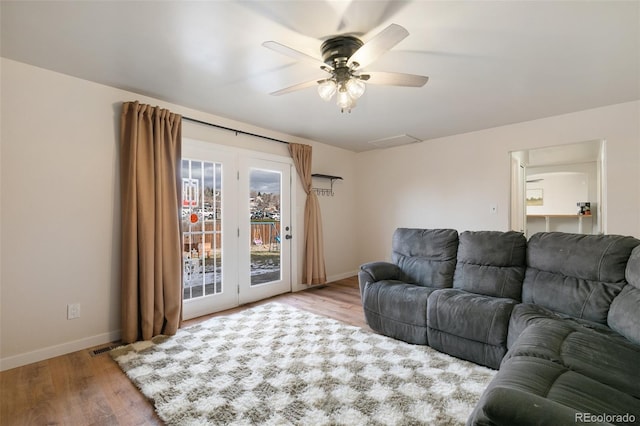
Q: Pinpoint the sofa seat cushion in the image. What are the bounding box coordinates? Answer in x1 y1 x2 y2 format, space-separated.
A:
467 356 640 426
505 322 640 398
507 303 623 349
427 289 517 369
361 280 437 345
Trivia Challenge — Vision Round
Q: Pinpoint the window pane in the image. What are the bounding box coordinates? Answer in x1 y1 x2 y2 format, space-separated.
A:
183 159 223 300
249 168 281 286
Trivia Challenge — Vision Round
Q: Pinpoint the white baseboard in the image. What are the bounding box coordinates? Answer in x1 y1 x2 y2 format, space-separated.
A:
1 273 361 371
291 270 358 292
326 270 359 283
0 330 121 372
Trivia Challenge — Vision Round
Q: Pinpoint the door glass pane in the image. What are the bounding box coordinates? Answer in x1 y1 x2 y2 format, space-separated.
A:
249 168 281 286
182 159 222 300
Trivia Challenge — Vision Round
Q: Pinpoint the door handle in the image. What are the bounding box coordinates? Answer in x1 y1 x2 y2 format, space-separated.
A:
285 234 292 240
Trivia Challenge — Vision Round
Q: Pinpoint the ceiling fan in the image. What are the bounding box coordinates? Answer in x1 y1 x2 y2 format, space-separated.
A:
263 24 429 113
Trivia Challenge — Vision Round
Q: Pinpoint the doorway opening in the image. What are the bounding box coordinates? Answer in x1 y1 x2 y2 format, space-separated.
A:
510 140 606 238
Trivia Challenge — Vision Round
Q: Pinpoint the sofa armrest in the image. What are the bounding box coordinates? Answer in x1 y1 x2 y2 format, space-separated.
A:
360 261 401 282
472 387 602 426
358 262 401 297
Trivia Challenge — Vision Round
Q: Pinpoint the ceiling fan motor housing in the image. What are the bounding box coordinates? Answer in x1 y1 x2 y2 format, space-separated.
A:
321 36 363 66
263 23 427 111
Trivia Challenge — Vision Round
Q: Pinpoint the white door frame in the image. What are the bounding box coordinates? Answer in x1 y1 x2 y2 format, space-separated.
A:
509 154 526 234
238 157 292 305
182 138 296 320
509 140 606 237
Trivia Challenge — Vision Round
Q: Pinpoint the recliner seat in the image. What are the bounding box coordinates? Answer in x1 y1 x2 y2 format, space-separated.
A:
427 230 527 369
359 228 458 344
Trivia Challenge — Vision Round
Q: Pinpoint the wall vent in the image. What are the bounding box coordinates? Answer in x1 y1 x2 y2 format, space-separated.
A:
367 134 422 149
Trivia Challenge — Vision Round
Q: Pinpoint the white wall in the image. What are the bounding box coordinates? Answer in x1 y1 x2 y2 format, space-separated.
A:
310 147 359 282
0 58 358 370
525 164 597 235
355 101 640 264
526 170 592 216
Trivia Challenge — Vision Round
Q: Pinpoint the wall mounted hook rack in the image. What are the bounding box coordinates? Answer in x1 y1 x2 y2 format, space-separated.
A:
311 174 343 196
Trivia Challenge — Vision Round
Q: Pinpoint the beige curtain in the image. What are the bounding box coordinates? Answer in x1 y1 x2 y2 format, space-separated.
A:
289 143 327 284
120 101 183 343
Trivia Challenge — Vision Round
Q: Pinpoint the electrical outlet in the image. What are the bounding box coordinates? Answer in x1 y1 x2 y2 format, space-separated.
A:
67 303 81 320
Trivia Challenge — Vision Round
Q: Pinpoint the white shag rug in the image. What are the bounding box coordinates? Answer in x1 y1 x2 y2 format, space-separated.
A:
111 302 495 425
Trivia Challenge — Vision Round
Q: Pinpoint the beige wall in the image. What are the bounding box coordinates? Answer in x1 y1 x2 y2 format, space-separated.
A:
0 59 358 370
2 57 638 370
355 101 640 264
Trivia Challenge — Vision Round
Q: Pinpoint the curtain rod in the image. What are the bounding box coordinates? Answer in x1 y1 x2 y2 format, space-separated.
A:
183 116 290 145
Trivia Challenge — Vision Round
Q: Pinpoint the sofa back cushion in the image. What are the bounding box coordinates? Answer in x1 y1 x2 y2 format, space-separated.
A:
522 232 640 324
608 245 640 345
392 228 459 288
453 231 527 300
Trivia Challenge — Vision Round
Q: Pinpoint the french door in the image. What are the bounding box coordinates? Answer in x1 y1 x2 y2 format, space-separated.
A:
181 140 292 320
239 158 291 304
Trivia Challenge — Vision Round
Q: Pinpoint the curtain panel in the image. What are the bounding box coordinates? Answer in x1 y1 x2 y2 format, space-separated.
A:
289 143 327 285
120 101 183 343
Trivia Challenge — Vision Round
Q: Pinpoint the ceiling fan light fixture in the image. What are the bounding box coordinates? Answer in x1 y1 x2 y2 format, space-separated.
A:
336 88 353 112
264 24 428 114
317 79 337 101
346 77 366 99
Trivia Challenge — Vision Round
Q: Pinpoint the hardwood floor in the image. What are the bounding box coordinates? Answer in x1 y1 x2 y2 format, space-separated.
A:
1 276 366 426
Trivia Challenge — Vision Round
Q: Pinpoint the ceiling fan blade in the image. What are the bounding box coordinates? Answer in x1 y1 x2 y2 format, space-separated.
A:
337 1 409 35
269 79 319 96
262 41 331 70
348 23 409 69
363 71 429 87
240 1 339 39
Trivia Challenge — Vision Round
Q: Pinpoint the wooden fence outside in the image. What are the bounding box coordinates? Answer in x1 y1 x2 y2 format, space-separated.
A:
182 220 281 257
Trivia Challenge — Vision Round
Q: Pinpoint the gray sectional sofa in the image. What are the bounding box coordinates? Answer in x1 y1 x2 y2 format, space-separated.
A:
359 228 640 425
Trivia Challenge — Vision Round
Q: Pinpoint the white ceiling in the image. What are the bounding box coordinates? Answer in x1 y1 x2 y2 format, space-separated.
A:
2 1 639 152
